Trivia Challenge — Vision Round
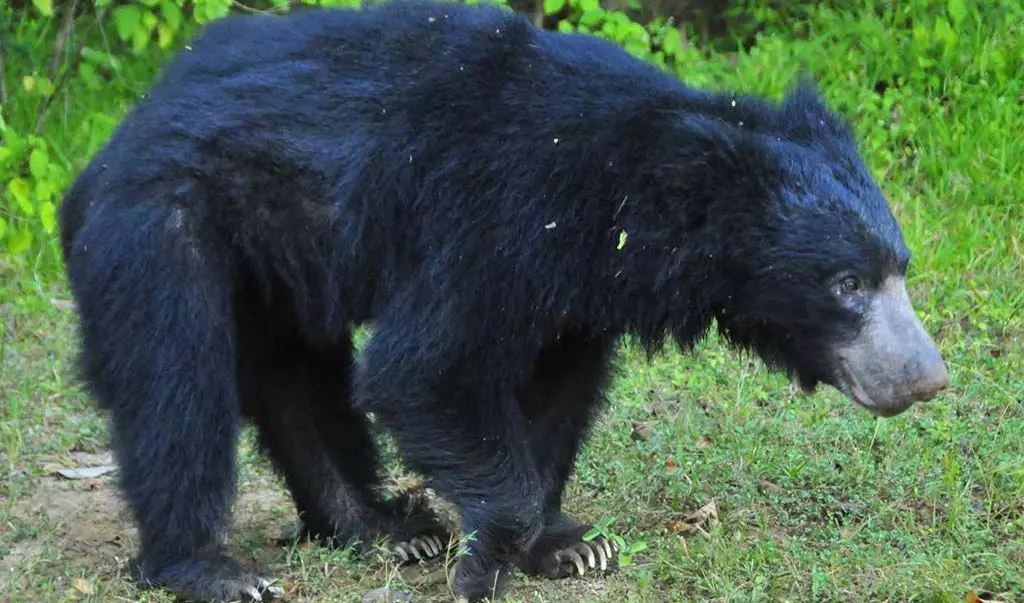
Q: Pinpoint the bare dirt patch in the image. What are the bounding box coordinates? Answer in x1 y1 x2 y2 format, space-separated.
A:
2 450 300 595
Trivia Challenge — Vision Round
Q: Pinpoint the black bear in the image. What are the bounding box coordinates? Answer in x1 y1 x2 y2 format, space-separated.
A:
58 1 949 601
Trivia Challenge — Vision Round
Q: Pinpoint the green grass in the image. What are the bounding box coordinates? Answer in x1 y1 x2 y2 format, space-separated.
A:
2 2 1023 602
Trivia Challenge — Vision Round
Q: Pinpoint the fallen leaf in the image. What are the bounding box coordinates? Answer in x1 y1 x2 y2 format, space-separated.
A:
54 465 117 480
363 587 412 603
990 348 1002 358
72 577 95 594
965 592 1008 603
664 457 677 469
668 499 719 538
665 519 689 534
630 421 653 442
757 479 782 494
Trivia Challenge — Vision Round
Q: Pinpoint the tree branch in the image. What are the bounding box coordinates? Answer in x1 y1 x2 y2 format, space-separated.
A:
532 0 544 29
0 32 7 107
49 0 79 80
34 0 79 134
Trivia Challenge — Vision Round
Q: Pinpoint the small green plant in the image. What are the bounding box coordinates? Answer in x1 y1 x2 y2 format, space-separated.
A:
1 393 23 472
1 110 65 257
583 518 648 567
544 0 690 68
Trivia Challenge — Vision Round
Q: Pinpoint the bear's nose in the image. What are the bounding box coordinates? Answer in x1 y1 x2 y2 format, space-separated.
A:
909 358 950 402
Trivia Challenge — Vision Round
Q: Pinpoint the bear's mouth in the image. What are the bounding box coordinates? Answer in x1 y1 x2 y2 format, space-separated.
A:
831 361 912 417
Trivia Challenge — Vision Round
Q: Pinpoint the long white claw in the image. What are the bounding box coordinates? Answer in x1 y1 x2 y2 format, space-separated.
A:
408 541 424 561
556 549 586 577
594 541 608 571
409 538 424 557
246 586 263 602
266 584 285 599
420 536 435 557
393 545 410 562
602 537 614 559
431 535 444 555
412 537 431 559
424 536 439 557
255 577 283 599
573 542 596 569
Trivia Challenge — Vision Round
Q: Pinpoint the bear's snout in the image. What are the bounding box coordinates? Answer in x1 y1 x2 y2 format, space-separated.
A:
834 276 949 416
905 350 950 402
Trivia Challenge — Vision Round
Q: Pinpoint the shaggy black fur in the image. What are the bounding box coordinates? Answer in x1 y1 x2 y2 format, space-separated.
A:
59 1 911 601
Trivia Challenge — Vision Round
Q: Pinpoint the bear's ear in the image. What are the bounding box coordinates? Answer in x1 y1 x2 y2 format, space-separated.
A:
781 75 852 143
652 113 770 221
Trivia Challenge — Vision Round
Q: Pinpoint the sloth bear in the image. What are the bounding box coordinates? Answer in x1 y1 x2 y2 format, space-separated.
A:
59 1 949 601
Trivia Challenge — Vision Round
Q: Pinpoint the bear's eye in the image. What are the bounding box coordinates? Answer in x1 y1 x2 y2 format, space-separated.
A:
835 275 862 296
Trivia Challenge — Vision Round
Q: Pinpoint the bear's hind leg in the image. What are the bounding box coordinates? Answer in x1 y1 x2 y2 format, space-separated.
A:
239 331 449 562
65 205 281 602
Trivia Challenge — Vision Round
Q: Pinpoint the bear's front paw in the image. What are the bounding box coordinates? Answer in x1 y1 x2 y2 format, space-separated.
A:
519 513 618 579
383 490 453 564
133 551 285 602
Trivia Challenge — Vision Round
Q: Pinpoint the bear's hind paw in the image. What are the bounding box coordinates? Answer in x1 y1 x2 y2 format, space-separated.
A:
391 534 446 563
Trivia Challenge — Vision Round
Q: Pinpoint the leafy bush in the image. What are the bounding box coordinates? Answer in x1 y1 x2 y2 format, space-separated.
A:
1 0 1021 289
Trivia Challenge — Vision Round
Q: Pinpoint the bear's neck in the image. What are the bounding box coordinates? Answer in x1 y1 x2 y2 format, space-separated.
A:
586 112 770 353
590 205 725 356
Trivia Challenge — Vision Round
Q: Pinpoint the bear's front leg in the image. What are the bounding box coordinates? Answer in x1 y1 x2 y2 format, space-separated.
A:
514 331 620 579
355 307 546 602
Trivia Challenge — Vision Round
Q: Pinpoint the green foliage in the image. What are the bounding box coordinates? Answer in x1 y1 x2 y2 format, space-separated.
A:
545 0 687 65
0 113 66 256
583 519 649 567
1 0 1021 307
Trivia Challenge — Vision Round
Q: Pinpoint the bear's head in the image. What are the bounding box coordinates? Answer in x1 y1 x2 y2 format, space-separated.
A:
662 80 949 417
